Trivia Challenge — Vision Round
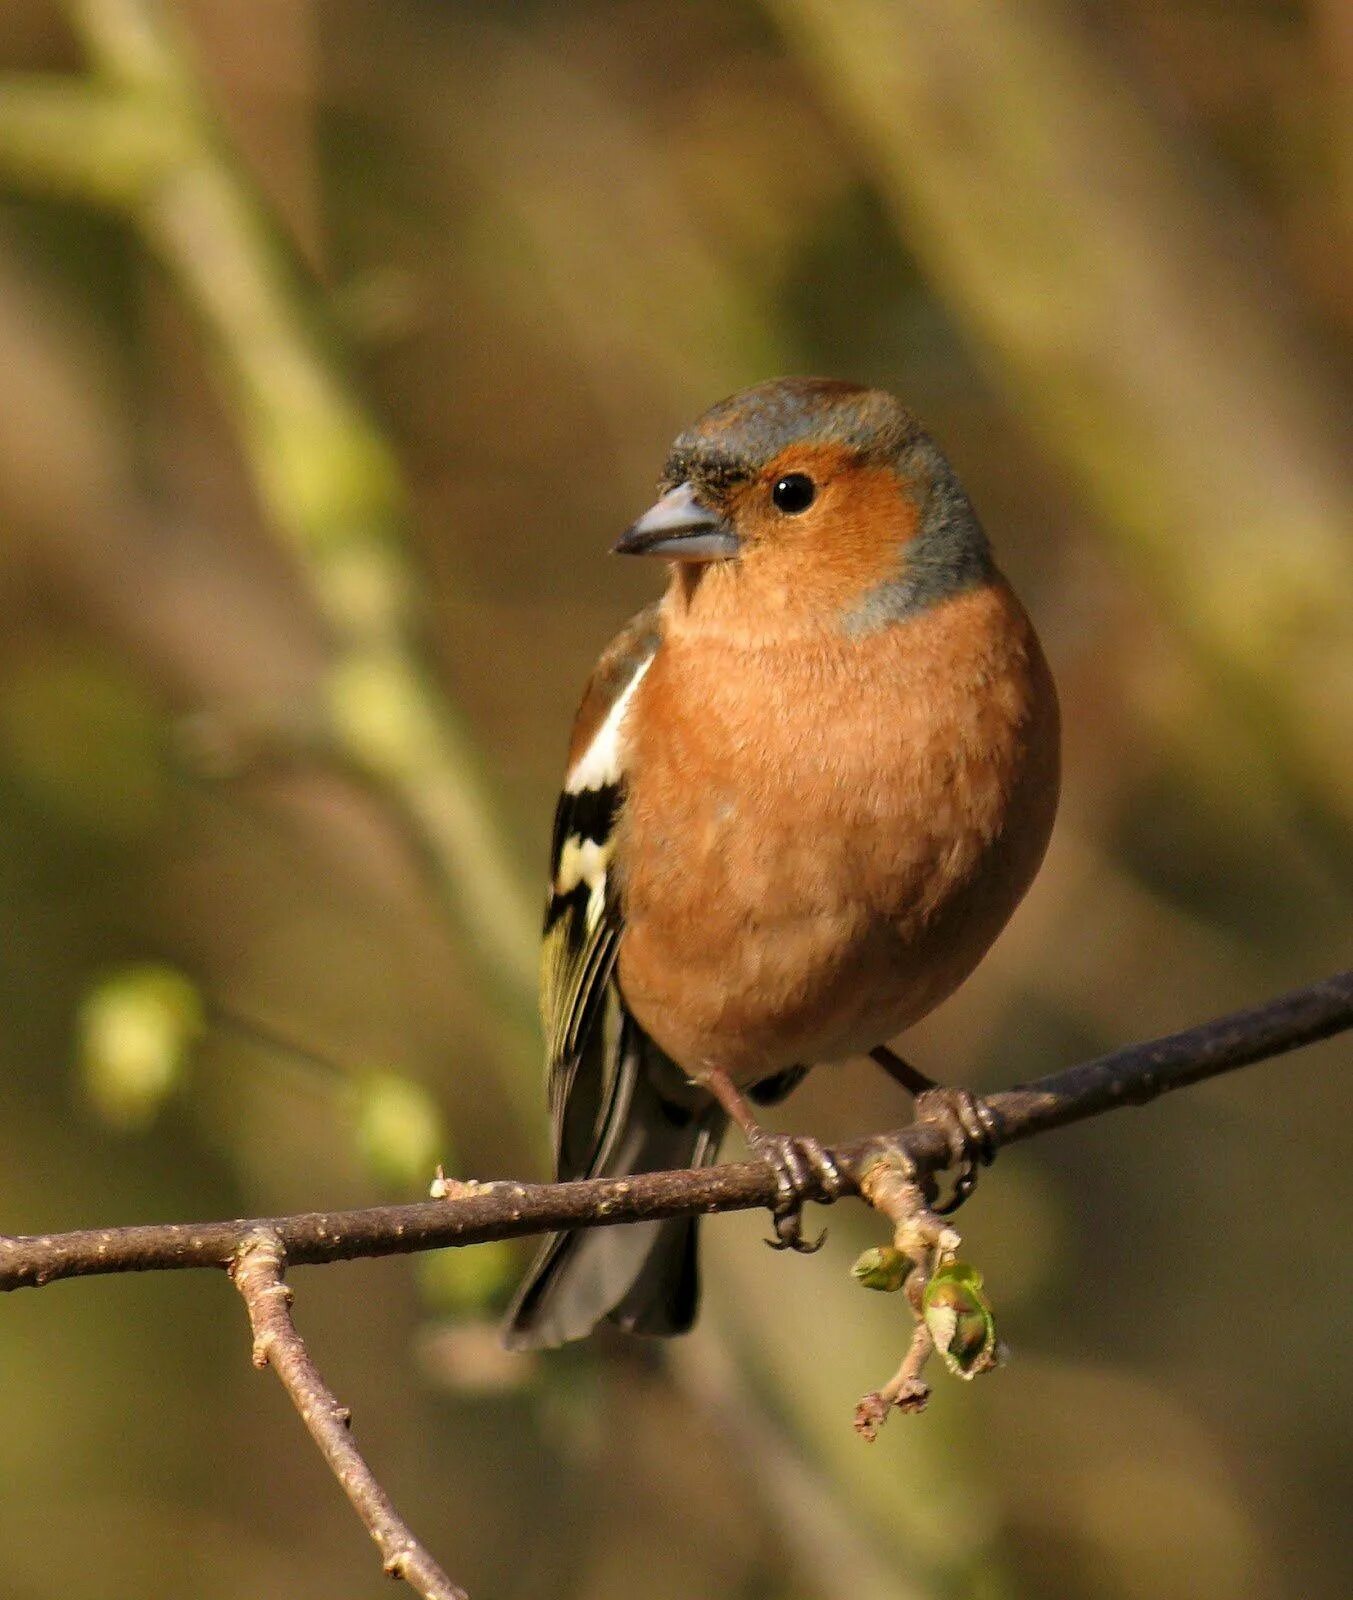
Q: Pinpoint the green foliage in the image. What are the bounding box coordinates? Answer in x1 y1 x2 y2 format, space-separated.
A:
922 1261 1001 1381
352 1069 447 1190
77 964 203 1130
850 1243 910 1291
416 1238 518 1316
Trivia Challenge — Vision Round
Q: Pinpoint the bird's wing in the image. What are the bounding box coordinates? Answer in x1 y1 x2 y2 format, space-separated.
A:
541 602 661 1177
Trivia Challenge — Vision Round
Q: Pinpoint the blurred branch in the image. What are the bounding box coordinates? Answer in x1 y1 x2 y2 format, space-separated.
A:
768 0 1353 854
4 969 1347 1290
0 76 180 204
0 0 539 1024
232 1231 466 1600
671 1334 934 1600
429 19 785 435
3 973 1347 1593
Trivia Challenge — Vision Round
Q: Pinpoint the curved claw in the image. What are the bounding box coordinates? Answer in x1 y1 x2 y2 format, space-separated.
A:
915 1087 998 1215
932 1167 976 1217
766 1212 828 1253
749 1132 844 1252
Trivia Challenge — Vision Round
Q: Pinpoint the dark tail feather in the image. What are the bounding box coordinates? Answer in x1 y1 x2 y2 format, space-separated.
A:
503 1028 725 1351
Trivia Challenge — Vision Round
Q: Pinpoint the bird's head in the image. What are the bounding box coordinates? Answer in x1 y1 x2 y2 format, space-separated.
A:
615 377 993 631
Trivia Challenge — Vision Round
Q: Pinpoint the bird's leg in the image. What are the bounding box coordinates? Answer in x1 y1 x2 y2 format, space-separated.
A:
703 1067 844 1253
868 1046 937 1097
868 1047 998 1215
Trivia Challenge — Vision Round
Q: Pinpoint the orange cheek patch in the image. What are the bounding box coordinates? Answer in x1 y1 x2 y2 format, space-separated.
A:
743 446 922 613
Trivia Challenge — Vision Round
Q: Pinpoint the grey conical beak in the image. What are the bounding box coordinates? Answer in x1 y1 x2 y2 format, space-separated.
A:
613 482 739 560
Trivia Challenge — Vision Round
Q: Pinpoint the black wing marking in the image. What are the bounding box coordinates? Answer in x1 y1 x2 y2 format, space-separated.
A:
539 617 658 1175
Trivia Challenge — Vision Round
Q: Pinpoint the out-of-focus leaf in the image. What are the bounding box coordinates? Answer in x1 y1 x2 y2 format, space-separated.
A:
352 1069 447 1190
77 964 203 1130
417 1237 518 1316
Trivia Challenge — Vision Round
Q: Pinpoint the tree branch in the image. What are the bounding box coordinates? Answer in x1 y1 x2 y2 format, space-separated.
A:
3 971 1347 1600
231 1230 467 1600
0 76 182 204
4 970 1348 1293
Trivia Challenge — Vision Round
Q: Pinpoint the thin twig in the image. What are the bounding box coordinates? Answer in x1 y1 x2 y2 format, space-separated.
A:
231 1229 467 1600
854 1324 935 1441
2 972 1347 1600
2 970 1348 1292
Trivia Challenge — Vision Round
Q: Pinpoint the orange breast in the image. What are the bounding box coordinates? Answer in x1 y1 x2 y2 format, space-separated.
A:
614 580 1059 1081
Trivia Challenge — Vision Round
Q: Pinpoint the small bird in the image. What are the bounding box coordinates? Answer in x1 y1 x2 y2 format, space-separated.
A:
505 378 1059 1349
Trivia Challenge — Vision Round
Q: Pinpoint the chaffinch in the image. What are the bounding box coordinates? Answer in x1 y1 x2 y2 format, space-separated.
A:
505 378 1059 1350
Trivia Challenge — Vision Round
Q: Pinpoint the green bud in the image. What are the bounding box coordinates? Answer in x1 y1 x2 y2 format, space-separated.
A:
353 1070 448 1189
78 965 203 1130
851 1244 911 1292
923 1261 1001 1380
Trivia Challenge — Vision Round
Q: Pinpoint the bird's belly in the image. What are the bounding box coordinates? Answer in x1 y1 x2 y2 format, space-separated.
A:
617 788 989 1078
613 602 1059 1084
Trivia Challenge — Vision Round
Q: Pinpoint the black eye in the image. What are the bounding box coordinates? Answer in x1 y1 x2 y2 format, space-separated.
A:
771 473 816 514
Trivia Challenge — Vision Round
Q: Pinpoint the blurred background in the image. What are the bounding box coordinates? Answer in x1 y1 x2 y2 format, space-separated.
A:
0 2 1349 1598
